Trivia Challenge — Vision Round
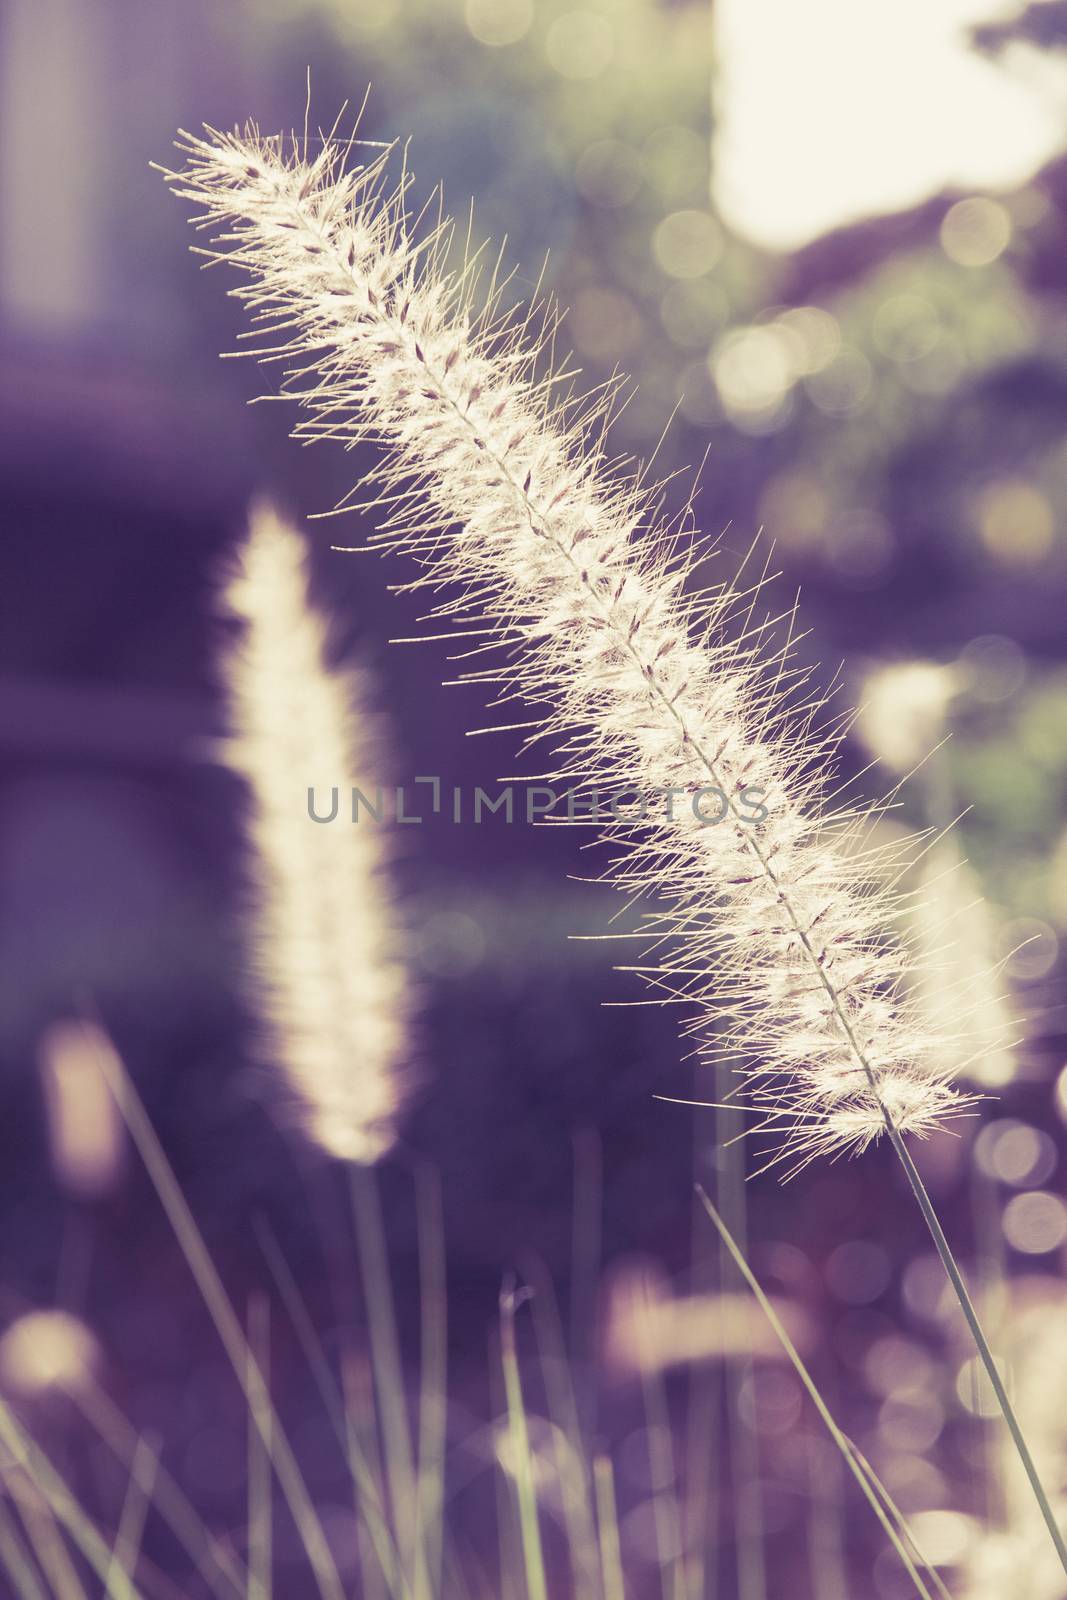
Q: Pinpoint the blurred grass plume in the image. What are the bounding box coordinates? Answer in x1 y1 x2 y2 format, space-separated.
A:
220 502 413 1163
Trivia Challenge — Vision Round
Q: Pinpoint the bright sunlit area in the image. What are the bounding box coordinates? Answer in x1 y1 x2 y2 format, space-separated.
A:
714 0 1067 246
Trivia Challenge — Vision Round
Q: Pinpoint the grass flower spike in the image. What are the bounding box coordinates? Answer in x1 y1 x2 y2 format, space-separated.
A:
171 126 963 1174
221 501 411 1162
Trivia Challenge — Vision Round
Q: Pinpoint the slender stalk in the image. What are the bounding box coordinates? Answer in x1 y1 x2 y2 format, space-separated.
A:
415 1165 448 1600
7 1472 89 1600
490 1324 523 1600
714 1056 765 1600
687 1082 720 1600
350 1164 426 1598
246 1296 272 1600
697 1188 939 1600
71 1376 247 1599
107 1435 158 1596
0 1490 48 1600
593 1456 625 1600
840 1440 952 1600
499 1288 548 1600
523 1258 601 1600
805 1398 847 1600
569 1128 602 1453
86 1027 345 1600
683 1273 719 1599
0 1402 142 1600
252 1219 406 1597
969 1156 1008 1530
638 1357 686 1600
886 1124 1067 1574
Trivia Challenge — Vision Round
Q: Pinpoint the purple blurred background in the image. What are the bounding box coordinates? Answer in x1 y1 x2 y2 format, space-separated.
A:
3 2 1067 1594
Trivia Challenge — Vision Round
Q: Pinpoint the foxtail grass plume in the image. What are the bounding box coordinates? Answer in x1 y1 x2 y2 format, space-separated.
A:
221 503 411 1162
167 125 968 1173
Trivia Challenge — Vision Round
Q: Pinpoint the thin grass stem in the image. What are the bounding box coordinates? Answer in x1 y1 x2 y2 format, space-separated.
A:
805 1418 847 1600
415 1165 448 1600
593 1456 625 1600
251 1219 406 1597
246 1296 272 1600
697 1188 938 1600
569 1128 602 1452
714 1055 765 1600
0 1490 48 1600
350 1164 427 1598
886 1124 1067 1575
687 1087 720 1600
522 1256 601 1600
840 1439 952 1600
638 1357 686 1600
7 1472 89 1600
70 1377 246 1600
0 1404 141 1599
107 1434 158 1596
490 1327 524 1600
499 1288 548 1600
85 1027 345 1600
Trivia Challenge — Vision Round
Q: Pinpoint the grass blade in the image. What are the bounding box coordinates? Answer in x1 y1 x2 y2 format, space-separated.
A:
499 1286 547 1600
85 1024 344 1600
0 1399 141 1599
523 1255 601 1599
107 1434 158 1596
593 1455 625 1600
696 1187 938 1600
415 1165 448 1600
252 1217 406 1598
246 1296 272 1600
0 1489 48 1600
70 1376 246 1599
351 1164 425 1596
887 1124 1067 1575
